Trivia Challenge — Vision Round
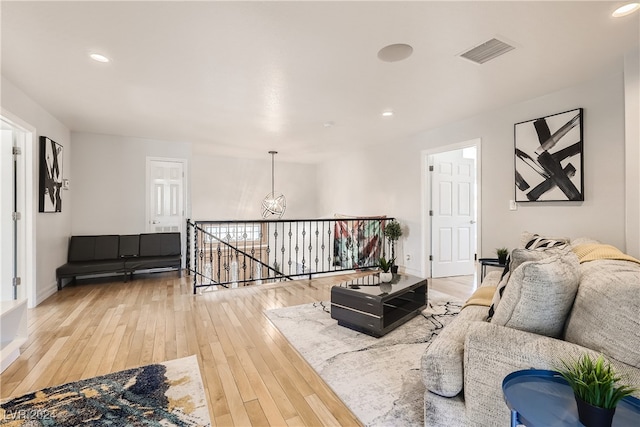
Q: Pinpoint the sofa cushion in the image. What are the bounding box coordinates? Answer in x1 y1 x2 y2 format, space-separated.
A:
68 235 119 262
56 259 125 277
564 259 640 368
139 232 181 257
421 305 488 397
490 252 580 338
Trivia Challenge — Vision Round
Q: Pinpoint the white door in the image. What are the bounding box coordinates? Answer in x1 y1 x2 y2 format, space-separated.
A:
146 159 185 233
430 149 476 278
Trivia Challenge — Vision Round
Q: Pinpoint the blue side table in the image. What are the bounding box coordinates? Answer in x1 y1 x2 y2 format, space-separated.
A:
502 369 640 426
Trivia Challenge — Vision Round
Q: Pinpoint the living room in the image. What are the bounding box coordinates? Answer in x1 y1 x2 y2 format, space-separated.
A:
1 1 639 426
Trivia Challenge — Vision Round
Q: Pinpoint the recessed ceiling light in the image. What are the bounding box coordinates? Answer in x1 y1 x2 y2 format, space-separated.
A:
90 53 110 63
323 121 335 128
612 2 640 17
377 44 413 62
382 110 394 117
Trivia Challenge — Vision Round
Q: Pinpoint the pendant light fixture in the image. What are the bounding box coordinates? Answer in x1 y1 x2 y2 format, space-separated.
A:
261 151 286 219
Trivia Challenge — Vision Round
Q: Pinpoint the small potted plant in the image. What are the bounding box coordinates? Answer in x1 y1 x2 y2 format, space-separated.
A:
378 256 394 283
496 247 509 265
558 354 637 427
384 220 403 273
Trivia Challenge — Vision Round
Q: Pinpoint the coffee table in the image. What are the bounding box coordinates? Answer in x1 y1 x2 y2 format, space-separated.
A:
330 273 427 337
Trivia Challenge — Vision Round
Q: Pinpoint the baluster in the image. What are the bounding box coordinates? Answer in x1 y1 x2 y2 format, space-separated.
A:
301 221 306 275
328 221 333 270
314 220 319 277
287 222 293 275
280 222 286 278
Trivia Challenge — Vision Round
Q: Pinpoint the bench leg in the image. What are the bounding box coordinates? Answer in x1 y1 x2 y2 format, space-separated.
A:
57 278 62 290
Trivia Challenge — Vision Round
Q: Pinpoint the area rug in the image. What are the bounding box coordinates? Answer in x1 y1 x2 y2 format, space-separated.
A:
0 355 211 426
265 294 462 426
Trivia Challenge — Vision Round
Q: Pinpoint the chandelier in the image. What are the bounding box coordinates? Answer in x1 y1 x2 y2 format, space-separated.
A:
261 151 286 219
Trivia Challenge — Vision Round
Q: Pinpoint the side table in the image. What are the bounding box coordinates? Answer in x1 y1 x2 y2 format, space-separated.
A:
502 369 640 426
478 257 506 282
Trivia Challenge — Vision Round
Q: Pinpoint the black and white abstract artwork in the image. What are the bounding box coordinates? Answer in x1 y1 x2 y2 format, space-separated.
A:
39 136 63 212
514 108 584 202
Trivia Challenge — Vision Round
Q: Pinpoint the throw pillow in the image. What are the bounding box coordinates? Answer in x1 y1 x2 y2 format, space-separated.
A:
487 248 565 319
521 231 570 250
490 252 580 338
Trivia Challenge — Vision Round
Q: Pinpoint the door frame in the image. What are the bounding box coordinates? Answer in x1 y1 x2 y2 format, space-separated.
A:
145 156 189 264
1 109 36 308
421 138 482 278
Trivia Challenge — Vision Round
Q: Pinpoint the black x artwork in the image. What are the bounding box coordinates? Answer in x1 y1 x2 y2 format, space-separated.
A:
514 108 584 202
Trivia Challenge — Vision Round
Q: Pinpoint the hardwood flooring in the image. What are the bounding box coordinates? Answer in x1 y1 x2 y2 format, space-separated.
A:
0 271 475 426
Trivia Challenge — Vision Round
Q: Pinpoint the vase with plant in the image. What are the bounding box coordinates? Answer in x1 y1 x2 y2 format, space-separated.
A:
384 220 403 273
496 247 509 265
558 354 637 427
378 256 394 283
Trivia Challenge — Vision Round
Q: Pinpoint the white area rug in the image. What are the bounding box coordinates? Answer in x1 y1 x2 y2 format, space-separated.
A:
265 293 462 426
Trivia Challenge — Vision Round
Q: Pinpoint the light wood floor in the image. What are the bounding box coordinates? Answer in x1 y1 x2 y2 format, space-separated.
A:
0 271 475 426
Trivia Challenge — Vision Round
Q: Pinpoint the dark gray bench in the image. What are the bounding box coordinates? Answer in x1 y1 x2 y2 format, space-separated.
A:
56 232 181 289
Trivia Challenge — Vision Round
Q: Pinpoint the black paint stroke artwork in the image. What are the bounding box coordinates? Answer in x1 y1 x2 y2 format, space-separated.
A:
39 136 63 212
514 108 584 202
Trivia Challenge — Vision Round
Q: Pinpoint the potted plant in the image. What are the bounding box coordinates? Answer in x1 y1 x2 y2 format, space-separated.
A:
378 256 394 283
496 247 509 265
384 220 403 273
558 354 637 427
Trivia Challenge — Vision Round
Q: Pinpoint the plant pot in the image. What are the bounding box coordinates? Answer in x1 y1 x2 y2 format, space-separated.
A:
497 255 508 265
379 272 393 283
391 265 399 274
575 395 616 427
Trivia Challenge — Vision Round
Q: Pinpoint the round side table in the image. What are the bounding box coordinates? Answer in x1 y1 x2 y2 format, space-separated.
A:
502 369 640 426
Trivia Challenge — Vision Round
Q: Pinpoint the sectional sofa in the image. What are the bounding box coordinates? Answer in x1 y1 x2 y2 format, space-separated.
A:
421 235 640 426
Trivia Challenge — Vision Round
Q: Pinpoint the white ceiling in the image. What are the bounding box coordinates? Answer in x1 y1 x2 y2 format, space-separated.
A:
1 1 638 163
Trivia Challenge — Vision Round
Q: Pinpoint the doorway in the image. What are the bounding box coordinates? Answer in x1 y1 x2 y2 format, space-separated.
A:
1 112 35 371
0 113 35 306
423 139 481 278
146 158 186 233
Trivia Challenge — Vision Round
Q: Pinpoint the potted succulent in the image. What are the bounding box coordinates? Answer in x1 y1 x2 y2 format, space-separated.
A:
558 354 637 427
378 256 394 283
496 247 509 265
384 220 403 273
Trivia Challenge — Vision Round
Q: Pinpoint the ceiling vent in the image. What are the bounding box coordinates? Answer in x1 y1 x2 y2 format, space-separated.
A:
459 38 515 64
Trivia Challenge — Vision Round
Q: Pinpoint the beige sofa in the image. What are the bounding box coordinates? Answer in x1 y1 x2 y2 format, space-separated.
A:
421 237 640 426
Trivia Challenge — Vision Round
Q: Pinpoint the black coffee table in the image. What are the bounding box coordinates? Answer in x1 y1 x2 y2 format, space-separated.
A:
330 273 427 337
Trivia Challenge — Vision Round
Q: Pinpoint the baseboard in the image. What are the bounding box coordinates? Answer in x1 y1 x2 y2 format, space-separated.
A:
36 282 58 306
402 266 423 277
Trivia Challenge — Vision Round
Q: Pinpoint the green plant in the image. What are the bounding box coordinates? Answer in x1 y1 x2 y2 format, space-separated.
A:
558 354 637 409
496 247 509 263
378 256 395 273
384 220 403 260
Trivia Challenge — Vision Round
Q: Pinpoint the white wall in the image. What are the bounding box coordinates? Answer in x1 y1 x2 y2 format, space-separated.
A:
71 132 191 234
624 47 640 258
1 76 71 304
191 143 318 220
318 71 629 275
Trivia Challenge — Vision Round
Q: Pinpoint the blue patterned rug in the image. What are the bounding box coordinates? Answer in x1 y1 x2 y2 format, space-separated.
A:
0 355 211 426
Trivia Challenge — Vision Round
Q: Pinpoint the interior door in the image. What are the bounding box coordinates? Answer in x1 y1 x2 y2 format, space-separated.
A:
431 149 476 278
147 159 185 233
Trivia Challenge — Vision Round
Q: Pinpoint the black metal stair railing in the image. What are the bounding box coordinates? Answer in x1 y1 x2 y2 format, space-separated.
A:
186 217 395 294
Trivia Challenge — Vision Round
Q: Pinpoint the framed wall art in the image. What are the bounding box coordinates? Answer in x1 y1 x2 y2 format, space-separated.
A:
514 108 584 202
39 136 63 212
